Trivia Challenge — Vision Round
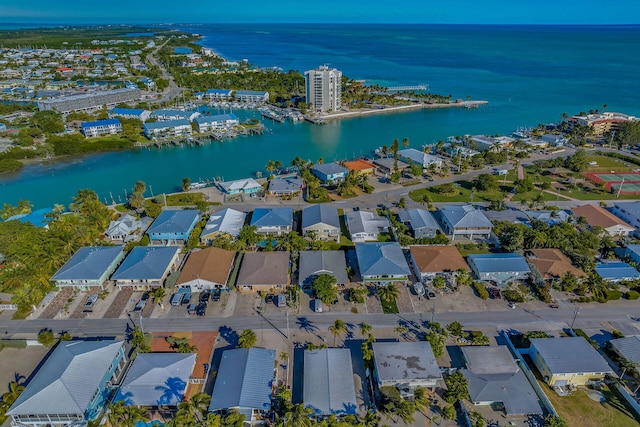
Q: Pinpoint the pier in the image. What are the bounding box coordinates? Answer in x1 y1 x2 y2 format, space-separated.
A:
387 84 430 92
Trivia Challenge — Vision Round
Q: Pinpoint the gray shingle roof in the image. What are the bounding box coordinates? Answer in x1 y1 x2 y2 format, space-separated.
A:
372 342 442 383
111 246 180 281
147 210 199 235
530 337 613 375
468 253 531 274
51 246 124 281
298 251 348 286
250 208 293 228
302 204 340 229
304 348 357 416
115 353 196 407
236 252 290 286
268 178 304 193
209 348 275 412
440 205 493 229
398 209 441 232
355 242 410 277
7 340 124 416
610 336 640 365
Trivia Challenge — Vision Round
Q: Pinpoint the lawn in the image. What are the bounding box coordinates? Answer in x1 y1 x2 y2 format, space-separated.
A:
584 155 634 172
381 298 399 314
540 381 640 427
409 180 511 203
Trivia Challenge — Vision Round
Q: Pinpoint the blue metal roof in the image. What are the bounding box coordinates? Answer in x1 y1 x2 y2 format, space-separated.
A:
111 246 180 281
440 205 493 229
206 89 232 94
81 118 121 130
5 207 53 228
304 348 357 416
234 90 267 96
194 113 238 124
595 261 640 281
250 208 293 228
109 107 146 116
302 204 340 229
312 162 349 176
355 242 410 277
147 210 199 235
467 253 530 274
51 246 124 282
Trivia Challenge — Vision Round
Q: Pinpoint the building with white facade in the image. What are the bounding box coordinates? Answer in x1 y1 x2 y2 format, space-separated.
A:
80 118 122 138
305 65 342 113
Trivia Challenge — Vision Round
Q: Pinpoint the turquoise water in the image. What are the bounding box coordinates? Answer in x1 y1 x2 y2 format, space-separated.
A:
1 24 639 208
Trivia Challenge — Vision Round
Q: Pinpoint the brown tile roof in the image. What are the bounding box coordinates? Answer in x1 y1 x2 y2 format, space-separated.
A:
409 245 470 273
343 159 376 171
527 248 586 279
237 252 290 286
571 204 633 230
177 247 236 286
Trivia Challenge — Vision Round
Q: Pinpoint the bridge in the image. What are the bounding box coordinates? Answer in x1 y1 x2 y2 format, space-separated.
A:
387 84 429 92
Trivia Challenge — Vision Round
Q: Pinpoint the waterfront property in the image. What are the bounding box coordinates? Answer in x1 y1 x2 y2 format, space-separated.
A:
50 246 125 290
398 148 443 169
205 88 233 100
150 109 200 122
595 261 640 283
372 341 442 396
311 162 349 184
146 209 199 245
301 204 340 241
355 242 410 283
36 88 141 114
461 346 543 416
529 337 613 387
611 201 640 230
250 208 293 235
108 107 151 121
194 113 239 132
568 111 638 137
6 339 127 427
105 214 153 241
571 204 635 237
115 352 196 407
470 135 515 152
80 118 122 138
438 205 493 240
111 246 181 289
298 250 349 288
217 177 262 195
398 208 442 238
176 247 236 291
143 119 192 139
343 159 376 175
526 248 586 281
303 348 357 417
199 208 246 244
408 245 469 282
236 252 290 292
267 177 305 197
346 210 390 243
233 90 269 103
305 65 342 113
372 157 410 175
5 207 54 228
208 347 275 421
467 253 531 285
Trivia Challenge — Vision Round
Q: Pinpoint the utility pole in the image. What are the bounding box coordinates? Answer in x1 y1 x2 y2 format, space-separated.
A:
617 177 625 198
570 307 580 331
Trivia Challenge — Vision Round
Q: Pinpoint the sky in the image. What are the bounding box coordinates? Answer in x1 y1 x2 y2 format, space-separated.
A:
1 0 640 25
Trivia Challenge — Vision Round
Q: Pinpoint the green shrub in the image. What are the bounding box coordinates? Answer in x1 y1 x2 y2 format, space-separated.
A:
0 339 27 351
625 290 640 300
604 289 622 301
472 282 489 300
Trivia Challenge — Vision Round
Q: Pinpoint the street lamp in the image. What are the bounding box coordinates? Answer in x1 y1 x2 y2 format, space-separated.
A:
570 307 580 331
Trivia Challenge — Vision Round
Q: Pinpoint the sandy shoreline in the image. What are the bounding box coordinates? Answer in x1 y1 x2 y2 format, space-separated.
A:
309 100 488 122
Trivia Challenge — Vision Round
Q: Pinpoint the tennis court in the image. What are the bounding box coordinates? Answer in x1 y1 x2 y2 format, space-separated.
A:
611 183 640 194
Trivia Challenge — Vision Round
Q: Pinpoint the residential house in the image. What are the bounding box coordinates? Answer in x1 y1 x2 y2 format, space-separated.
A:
236 252 290 292
199 208 246 244
7 340 127 427
150 109 200 122
311 162 349 184
595 261 640 283
80 118 122 138
146 209 199 244
525 210 572 226
612 201 640 231
527 249 586 281
343 159 376 175
483 209 528 224
194 113 239 132
467 253 531 285
438 205 493 240
398 148 443 169
250 208 293 235
398 208 442 238
355 242 411 283
461 346 543 416
115 353 196 407
529 337 613 387
176 247 236 291
209 348 276 421
5 207 54 228
372 342 442 396
111 246 180 289
408 245 469 282
267 177 305 197
108 107 151 121
571 204 635 237
105 214 152 241
372 157 409 175
301 204 340 241
346 210 390 243
233 90 269 103
217 178 262 195
298 250 348 288
51 246 125 290
143 119 192 139
609 336 640 366
470 135 514 152
304 348 358 417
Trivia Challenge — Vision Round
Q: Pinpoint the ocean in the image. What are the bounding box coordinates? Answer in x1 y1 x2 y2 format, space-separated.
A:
1 24 639 208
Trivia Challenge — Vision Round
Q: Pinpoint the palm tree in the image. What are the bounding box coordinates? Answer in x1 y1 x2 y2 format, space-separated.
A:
150 287 167 303
182 177 192 191
328 319 348 346
266 160 276 176
359 322 372 338
359 410 381 427
394 325 409 339
1 381 25 407
377 283 399 305
402 137 410 148
396 197 407 209
620 359 639 379
283 403 313 427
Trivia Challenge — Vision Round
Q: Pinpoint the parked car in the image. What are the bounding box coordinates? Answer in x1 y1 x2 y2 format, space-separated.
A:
85 293 99 307
425 288 437 299
212 289 221 302
181 293 192 306
133 297 147 312
311 299 323 313
276 294 286 307
412 282 425 296
187 303 197 315
170 292 185 306
196 302 207 316
199 291 211 303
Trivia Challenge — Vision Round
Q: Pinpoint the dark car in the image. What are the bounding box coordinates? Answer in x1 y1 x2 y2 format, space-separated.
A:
141 292 149 301
199 291 211 303
196 302 207 316
181 293 192 306
212 289 221 302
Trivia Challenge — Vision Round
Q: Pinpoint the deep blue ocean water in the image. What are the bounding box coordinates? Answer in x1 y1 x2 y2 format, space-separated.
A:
1 24 639 207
